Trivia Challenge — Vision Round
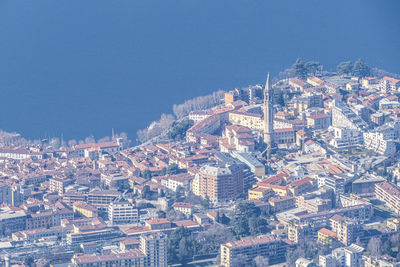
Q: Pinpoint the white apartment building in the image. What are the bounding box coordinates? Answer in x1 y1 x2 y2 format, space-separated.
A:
330 127 363 150
364 131 396 156
319 244 364 267
189 110 212 123
108 197 138 225
331 100 368 130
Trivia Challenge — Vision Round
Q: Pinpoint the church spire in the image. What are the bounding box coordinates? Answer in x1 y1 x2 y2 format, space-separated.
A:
263 73 274 147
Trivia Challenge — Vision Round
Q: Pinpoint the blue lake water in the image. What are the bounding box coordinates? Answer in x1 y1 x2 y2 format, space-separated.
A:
0 0 399 143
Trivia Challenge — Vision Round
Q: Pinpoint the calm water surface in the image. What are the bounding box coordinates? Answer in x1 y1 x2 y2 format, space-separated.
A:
0 0 399 142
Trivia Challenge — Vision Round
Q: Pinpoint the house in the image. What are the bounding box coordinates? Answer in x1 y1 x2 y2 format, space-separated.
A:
172 202 195 217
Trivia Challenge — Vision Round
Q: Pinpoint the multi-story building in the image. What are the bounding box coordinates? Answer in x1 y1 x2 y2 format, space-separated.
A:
26 211 58 230
220 125 255 153
330 127 363 150
186 114 221 141
318 175 345 198
198 162 244 202
375 182 400 215
0 184 12 205
352 175 385 197
0 206 27 236
361 77 378 89
87 188 120 211
380 76 400 93
101 173 130 190
288 177 316 196
63 190 86 206
171 202 194 217
319 252 342 267
363 255 400 267
160 173 193 192
232 152 265 178
269 196 296 213
72 248 146 267
74 141 121 158
67 228 122 245
307 113 331 130
49 177 75 196
379 98 400 110
330 215 359 246
307 76 325 87
228 110 263 131
140 233 168 267
364 131 396 156
108 197 138 225
346 82 359 92
319 244 364 267
370 112 385 126
318 228 337 245
189 110 212 123
73 201 98 218
289 78 309 92
331 100 367 130
274 128 296 145
293 92 324 113
344 244 364 267
296 196 332 213
248 187 274 201
220 235 287 267
0 146 43 160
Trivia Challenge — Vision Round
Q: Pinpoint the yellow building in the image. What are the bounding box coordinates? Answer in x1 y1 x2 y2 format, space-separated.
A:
229 111 263 130
73 201 98 218
318 228 337 245
293 102 309 113
248 187 274 201
387 218 400 231
190 174 201 196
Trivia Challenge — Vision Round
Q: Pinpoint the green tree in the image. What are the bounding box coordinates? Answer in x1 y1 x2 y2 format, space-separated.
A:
168 227 196 264
383 240 393 256
248 217 268 236
24 256 35 267
167 163 179 175
141 185 152 200
353 58 370 77
336 61 353 76
172 185 185 203
305 61 321 76
177 236 196 263
201 196 210 209
292 58 307 80
168 119 194 141
142 169 152 180
230 202 266 237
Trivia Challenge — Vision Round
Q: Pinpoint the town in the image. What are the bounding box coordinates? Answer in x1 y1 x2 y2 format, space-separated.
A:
1 59 400 267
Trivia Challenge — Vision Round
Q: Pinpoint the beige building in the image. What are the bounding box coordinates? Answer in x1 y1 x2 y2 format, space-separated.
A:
229 110 263 130
71 233 167 267
171 202 194 217
375 182 400 215
220 235 287 267
330 215 359 246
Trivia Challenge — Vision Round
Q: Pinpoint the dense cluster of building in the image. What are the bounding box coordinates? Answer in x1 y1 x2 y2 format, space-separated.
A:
1 70 400 266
